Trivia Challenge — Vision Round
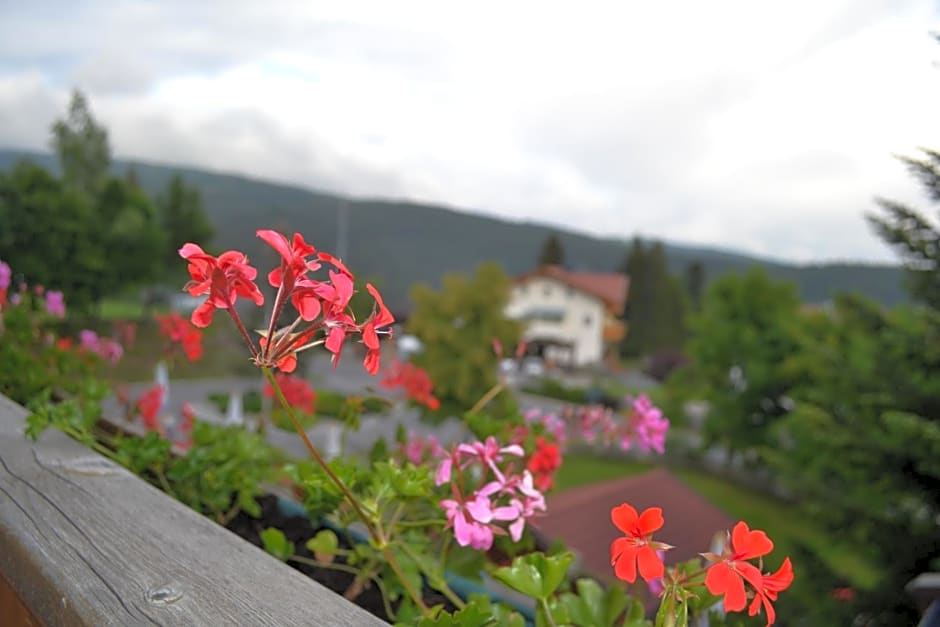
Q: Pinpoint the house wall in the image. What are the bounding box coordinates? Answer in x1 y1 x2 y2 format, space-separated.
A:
505 277 606 366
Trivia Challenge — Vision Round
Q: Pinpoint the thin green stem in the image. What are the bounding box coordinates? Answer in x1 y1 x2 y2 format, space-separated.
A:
468 381 505 415
227 307 259 360
396 518 446 528
398 541 466 610
263 367 430 615
540 598 558 627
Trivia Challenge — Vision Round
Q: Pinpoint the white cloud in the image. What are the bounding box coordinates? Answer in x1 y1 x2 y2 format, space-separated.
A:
1 0 939 262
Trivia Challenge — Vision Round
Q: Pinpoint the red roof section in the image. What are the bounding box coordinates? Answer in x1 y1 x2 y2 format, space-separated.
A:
515 265 629 312
534 468 735 582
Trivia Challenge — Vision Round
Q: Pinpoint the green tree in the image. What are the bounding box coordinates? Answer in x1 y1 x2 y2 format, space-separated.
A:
768 295 940 624
537 233 565 267
407 262 521 415
868 149 940 310
157 174 214 274
96 177 166 295
51 90 110 197
685 260 705 311
683 269 803 457
0 162 105 308
621 239 686 356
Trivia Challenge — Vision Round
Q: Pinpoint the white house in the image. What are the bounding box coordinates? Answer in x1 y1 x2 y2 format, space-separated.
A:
505 265 629 367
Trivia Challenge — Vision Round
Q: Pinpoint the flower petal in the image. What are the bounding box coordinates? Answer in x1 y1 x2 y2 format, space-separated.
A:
637 546 665 582
732 521 774 559
637 506 665 535
706 563 747 612
613 545 639 583
611 503 640 535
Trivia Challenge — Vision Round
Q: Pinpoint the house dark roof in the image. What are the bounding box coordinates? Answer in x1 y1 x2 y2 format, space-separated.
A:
515 265 629 312
534 468 735 581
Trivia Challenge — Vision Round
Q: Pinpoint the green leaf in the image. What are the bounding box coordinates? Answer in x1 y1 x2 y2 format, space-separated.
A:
260 527 294 561
412 597 500 626
492 551 573 600
305 530 339 562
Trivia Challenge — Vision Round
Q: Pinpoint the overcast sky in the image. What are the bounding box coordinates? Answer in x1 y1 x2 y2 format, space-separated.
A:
2 1 939 263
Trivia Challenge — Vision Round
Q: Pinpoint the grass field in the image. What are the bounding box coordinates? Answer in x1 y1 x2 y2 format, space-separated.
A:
553 452 651 491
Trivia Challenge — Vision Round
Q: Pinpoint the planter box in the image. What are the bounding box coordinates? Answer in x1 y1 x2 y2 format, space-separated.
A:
0 393 385 626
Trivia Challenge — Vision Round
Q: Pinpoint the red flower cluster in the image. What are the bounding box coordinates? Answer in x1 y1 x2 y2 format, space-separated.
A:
179 244 264 328
136 385 165 434
526 436 562 491
179 229 395 376
155 311 203 362
263 373 317 415
704 522 794 627
380 359 440 410
610 504 793 626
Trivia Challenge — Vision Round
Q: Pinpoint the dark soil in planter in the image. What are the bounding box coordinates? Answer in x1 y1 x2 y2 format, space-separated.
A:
227 495 455 623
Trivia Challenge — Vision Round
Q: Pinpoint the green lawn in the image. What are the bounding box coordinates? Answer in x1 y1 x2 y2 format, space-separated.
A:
554 453 652 491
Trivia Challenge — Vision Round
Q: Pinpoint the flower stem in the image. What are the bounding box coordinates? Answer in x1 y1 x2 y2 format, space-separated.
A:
399 541 466 610
540 598 558 627
468 381 505 415
262 367 430 615
227 307 259 360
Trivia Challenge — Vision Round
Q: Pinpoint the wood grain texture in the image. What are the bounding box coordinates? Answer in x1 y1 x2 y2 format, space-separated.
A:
0 394 387 626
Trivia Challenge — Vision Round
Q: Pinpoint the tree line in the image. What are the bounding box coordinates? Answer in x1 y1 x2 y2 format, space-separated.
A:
0 91 213 310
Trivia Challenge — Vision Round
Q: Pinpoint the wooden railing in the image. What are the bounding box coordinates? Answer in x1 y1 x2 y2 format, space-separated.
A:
0 393 386 626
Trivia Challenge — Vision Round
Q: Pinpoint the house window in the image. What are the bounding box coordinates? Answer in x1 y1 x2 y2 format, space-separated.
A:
567 286 575 298
518 284 527 295
543 285 552 297
583 314 592 327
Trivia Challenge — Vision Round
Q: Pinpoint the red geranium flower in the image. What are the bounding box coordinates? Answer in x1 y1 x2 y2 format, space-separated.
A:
609 503 670 583
156 311 203 362
257 230 322 320
748 557 794 626
179 243 264 328
526 437 562 491
136 385 165 434
381 360 440 410
705 521 774 614
263 373 317 415
361 283 394 375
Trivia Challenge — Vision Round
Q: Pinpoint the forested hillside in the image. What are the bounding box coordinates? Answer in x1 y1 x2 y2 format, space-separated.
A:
0 148 905 311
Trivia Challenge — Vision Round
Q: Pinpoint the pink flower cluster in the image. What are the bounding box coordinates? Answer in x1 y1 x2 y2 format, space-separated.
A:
568 394 669 454
78 330 124 364
45 290 66 317
436 437 546 550
0 260 10 292
522 407 567 446
400 432 445 465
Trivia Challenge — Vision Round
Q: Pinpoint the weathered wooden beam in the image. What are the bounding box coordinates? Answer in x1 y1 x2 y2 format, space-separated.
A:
0 393 386 626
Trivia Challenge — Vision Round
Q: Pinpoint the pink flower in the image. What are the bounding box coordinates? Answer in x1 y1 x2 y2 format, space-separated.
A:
97 338 124 364
456 437 524 482
0 260 10 291
626 394 669 454
79 330 100 351
402 433 443 465
440 490 519 550
45 290 66 317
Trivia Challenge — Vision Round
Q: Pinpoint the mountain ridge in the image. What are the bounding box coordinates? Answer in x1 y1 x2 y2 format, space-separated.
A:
0 147 906 310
